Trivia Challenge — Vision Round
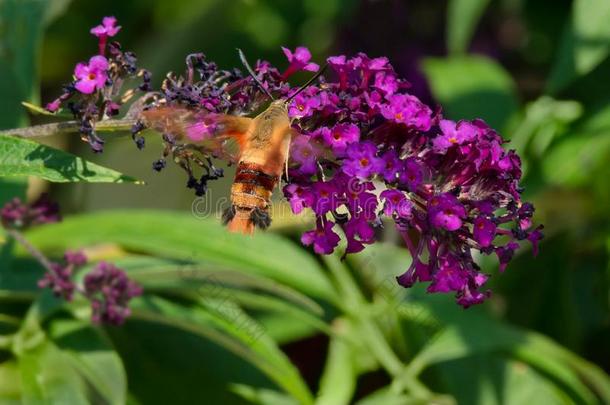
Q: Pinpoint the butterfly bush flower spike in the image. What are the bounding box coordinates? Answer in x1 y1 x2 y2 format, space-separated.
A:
44 16 150 152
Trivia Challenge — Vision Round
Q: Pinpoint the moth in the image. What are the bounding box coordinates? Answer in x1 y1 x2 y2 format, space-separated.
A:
141 50 325 234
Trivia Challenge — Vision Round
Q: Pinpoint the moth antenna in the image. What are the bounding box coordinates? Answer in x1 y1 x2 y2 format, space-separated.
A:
285 64 328 103
237 48 275 101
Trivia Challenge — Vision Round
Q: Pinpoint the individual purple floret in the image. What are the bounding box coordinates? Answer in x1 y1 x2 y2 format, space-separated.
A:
281 46 320 79
83 262 143 325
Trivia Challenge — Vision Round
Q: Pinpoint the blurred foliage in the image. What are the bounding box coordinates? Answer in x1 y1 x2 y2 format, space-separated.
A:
1 0 610 404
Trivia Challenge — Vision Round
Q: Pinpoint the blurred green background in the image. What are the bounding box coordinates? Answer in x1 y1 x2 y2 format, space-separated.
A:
1 0 610 404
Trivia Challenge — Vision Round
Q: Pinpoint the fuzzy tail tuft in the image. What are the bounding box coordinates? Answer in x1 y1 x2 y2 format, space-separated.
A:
223 206 255 234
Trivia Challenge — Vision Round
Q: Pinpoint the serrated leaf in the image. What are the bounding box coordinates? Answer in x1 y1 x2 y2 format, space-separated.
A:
422 55 518 130
0 136 141 183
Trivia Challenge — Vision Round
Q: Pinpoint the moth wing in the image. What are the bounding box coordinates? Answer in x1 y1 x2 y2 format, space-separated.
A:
141 106 252 163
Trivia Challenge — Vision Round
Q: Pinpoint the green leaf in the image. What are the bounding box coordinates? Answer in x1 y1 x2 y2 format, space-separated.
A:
24 210 336 302
0 136 141 183
402 309 604 404
316 335 357 405
541 132 610 186
0 360 21 402
0 0 47 129
49 320 127 405
17 340 90 405
132 296 314 404
231 384 299 405
548 0 610 93
102 256 324 316
422 55 518 130
434 356 571 405
446 0 491 54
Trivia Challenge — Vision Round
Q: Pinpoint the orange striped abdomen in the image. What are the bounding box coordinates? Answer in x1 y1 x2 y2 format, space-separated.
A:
223 161 279 234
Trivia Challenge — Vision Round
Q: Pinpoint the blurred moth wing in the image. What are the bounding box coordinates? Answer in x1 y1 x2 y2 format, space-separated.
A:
141 106 251 163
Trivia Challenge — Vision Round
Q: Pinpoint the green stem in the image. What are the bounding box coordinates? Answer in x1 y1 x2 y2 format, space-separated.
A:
0 118 136 139
323 255 408 380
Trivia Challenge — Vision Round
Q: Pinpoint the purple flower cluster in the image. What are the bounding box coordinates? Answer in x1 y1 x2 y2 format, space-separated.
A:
38 251 86 301
83 262 143 325
0 194 60 229
279 52 543 307
45 16 150 152
1 194 142 324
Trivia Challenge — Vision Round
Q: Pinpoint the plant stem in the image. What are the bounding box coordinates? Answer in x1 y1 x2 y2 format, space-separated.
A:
0 118 136 139
323 254 411 382
5 229 54 272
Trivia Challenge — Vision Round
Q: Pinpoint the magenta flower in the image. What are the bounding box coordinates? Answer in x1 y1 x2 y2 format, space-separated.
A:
428 193 467 231
380 150 401 183
342 177 377 220
473 216 497 247
290 134 320 175
343 217 376 254
342 141 384 179
432 119 477 153
283 184 314 214
380 93 432 131
281 46 319 79
45 99 61 112
288 92 320 119
398 158 423 191
312 181 343 216
380 189 412 219
322 123 360 155
90 16 121 55
90 16 121 38
301 221 341 255
74 55 109 94
373 71 399 95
